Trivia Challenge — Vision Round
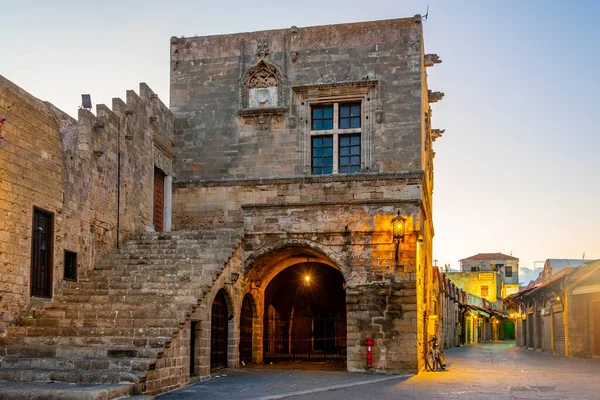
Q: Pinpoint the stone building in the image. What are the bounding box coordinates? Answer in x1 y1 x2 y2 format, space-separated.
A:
0 16 445 397
0 75 174 335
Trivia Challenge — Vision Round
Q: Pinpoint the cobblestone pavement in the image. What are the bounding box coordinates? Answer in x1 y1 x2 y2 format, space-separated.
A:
157 342 600 400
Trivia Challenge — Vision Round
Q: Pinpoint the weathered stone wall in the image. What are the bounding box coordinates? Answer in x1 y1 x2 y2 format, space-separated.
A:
170 17 440 374
170 17 425 180
0 75 173 334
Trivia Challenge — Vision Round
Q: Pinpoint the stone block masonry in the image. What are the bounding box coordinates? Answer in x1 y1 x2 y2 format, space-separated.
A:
171 16 444 376
0 75 174 334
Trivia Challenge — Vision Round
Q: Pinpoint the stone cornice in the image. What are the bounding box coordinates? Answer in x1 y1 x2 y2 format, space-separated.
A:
238 106 288 117
174 170 424 188
292 80 379 92
241 198 422 210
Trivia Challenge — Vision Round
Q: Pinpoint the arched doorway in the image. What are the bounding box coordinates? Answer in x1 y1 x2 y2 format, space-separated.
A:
211 289 230 370
263 262 346 363
239 293 254 364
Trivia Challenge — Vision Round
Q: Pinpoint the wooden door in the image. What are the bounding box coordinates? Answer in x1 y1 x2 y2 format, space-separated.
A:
153 168 165 232
31 209 53 297
211 290 229 370
239 294 253 364
594 301 600 357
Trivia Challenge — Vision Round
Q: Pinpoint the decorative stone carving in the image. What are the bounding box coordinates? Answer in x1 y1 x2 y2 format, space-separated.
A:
288 115 297 129
290 26 299 34
424 54 442 67
255 114 271 131
291 51 298 63
428 90 445 103
431 129 445 141
375 110 383 124
256 38 269 58
241 60 285 111
171 60 178 71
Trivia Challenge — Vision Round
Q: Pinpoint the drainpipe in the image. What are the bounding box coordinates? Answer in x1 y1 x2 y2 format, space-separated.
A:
116 118 121 249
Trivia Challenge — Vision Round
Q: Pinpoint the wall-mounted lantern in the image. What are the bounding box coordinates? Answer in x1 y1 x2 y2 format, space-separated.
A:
392 211 406 243
392 211 406 267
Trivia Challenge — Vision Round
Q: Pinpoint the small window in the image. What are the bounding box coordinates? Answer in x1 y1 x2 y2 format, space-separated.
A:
312 136 333 175
505 266 513 278
471 266 479 272
339 103 361 129
312 105 333 130
480 285 489 297
64 250 77 281
339 134 361 173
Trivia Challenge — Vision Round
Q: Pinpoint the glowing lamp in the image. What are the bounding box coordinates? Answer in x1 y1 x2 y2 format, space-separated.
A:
391 211 406 242
304 275 310 286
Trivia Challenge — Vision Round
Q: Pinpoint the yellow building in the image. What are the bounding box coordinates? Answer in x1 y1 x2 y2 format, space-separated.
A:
446 271 500 303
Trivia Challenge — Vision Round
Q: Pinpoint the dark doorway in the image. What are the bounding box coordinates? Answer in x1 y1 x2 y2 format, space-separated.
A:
210 290 229 370
31 208 53 297
239 294 254 364
153 167 165 232
190 321 197 376
263 263 346 363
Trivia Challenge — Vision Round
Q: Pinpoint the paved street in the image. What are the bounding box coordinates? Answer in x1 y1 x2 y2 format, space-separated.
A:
157 342 600 400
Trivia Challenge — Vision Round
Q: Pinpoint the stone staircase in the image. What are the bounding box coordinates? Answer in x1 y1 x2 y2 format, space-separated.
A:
0 229 243 399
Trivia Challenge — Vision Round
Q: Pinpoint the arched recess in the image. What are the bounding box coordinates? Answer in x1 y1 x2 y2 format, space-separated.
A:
239 293 257 364
241 60 284 109
211 288 234 370
244 242 348 366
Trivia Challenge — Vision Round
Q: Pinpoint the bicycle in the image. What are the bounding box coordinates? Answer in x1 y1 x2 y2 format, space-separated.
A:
425 335 446 371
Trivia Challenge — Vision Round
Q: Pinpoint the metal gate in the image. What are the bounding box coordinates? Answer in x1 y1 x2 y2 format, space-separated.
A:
542 314 552 352
211 290 228 370
264 312 346 362
553 311 565 356
527 314 534 349
239 295 253 364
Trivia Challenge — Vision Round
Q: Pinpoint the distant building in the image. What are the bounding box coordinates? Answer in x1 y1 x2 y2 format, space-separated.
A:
506 259 600 358
460 253 520 297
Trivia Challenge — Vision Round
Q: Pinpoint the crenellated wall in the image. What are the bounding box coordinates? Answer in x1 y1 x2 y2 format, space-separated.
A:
0 75 173 334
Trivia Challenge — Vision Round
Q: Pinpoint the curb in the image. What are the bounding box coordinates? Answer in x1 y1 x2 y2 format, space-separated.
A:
250 374 412 400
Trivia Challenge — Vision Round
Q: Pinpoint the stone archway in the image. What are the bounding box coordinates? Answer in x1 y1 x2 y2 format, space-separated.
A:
243 244 348 367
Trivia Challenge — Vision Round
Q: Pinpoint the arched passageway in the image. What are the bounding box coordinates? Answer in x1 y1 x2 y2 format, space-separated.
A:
263 262 346 363
211 289 230 370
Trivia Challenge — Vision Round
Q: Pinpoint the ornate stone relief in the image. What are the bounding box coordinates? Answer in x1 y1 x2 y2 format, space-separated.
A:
256 38 269 58
291 51 298 63
375 110 384 124
171 60 178 71
240 60 287 118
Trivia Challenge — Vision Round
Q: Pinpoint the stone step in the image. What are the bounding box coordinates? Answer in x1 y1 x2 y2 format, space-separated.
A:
1 345 161 360
0 356 155 374
0 367 143 384
7 325 179 341
60 287 198 297
53 294 199 306
1 335 172 349
42 301 193 313
0 382 136 400
33 308 191 322
21 316 183 330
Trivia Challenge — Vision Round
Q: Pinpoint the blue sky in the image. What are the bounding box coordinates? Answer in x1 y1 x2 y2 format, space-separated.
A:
2 1 599 281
